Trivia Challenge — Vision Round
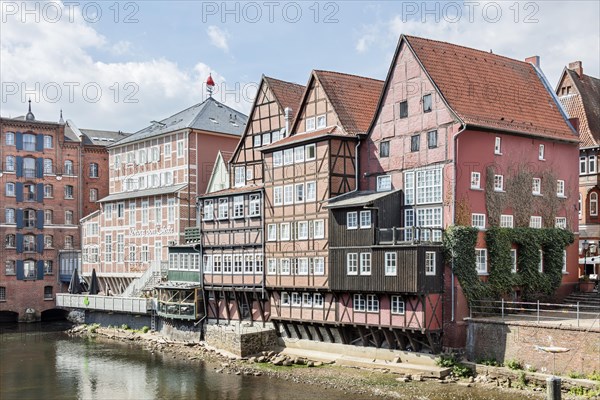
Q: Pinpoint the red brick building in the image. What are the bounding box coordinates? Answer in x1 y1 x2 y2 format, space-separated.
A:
362 35 579 348
555 61 600 278
0 103 127 321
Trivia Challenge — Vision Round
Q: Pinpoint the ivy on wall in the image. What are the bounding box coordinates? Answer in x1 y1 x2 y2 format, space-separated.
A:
444 226 574 304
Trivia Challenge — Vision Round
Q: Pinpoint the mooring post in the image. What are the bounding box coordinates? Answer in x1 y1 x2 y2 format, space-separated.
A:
546 376 561 400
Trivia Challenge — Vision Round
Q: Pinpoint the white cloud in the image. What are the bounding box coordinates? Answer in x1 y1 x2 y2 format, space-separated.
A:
207 25 230 53
0 1 249 132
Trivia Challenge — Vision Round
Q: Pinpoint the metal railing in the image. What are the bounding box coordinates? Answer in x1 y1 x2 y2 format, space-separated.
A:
377 227 443 245
469 299 600 329
121 261 166 297
56 293 153 314
184 227 201 243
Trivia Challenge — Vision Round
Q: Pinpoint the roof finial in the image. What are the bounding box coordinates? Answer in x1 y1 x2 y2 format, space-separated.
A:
59 109 64 124
206 73 215 98
25 98 35 121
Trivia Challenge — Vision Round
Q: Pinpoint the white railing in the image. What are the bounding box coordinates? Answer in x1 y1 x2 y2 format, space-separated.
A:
121 261 164 297
57 293 153 314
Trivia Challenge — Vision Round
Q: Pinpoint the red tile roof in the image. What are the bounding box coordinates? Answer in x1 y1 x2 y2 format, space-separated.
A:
264 76 305 120
314 70 384 136
558 69 600 148
403 35 577 142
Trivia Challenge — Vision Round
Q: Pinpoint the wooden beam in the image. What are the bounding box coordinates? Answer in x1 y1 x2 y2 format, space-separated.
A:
357 325 368 347
314 325 324 342
292 322 302 339
393 329 408 351
405 331 419 352
282 322 292 338
370 327 382 348
223 290 231 321
324 325 335 343
382 329 395 350
303 324 313 341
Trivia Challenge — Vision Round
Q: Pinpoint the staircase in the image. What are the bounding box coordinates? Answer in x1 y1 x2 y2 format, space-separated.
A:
121 262 166 298
563 291 600 314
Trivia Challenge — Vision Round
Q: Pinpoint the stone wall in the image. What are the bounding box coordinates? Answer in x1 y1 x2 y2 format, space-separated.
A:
204 321 278 357
159 319 201 342
84 311 150 330
466 319 600 375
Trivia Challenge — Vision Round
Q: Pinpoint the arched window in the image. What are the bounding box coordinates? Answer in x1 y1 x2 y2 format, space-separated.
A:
24 209 36 228
590 192 598 216
5 132 15 146
5 208 15 224
65 210 74 225
89 163 99 178
44 209 53 224
44 135 53 149
23 134 36 151
44 184 53 198
23 235 36 252
23 260 36 278
5 234 16 248
64 235 74 249
64 160 74 175
44 286 53 299
5 182 15 196
5 260 15 275
5 155 15 171
24 183 36 201
44 235 53 249
64 185 74 199
44 159 53 174
23 157 35 178
90 188 98 202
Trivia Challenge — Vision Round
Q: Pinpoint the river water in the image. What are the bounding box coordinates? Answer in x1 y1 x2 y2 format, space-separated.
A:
0 323 542 400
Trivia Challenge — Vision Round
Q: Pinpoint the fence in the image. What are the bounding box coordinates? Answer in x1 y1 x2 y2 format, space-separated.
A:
470 299 600 329
56 294 153 314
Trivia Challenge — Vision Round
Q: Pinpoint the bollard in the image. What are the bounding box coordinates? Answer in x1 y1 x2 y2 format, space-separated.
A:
546 376 561 400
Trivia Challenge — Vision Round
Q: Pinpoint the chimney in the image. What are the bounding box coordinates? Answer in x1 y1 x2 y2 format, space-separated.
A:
525 55 540 68
284 107 292 137
568 61 583 78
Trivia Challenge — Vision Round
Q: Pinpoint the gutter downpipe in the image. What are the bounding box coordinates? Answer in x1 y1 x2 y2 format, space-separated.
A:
451 122 467 322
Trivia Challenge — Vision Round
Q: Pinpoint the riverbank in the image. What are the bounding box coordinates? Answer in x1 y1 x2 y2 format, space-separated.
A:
67 325 597 399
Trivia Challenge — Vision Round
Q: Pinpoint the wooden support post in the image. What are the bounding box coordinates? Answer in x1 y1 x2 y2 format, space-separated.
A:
338 326 349 344
303 324 313 340
382 329 395 349
282 322 292 338
393 329 407 350
357 325 368 347
292 322 302 339
223 291 231 321
324 325 335 343
314 325 324 342
370 327 382 348
405 331 419 352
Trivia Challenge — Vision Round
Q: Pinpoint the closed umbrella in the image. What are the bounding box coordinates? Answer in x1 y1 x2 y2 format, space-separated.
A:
68 267 82 294
88 268 100 295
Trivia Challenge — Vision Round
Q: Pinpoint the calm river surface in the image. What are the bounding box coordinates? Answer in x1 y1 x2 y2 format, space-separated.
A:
0 323 541 400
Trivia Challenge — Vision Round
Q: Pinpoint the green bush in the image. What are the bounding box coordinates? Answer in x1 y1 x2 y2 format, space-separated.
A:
436 353 458 368
506 359 523 370
87 323 101 333
587 371 600 381
517 371 527 388
452 364 473 378
141 326 150 333
478 357 500 367
569 371 585 379
121 324 129 330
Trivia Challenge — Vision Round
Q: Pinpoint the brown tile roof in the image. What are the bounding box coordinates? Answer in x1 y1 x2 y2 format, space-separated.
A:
403 35 577 142
260 126 350 151
558 69 600 148
264 76 305 120
314 70 384 136
220 150 233 165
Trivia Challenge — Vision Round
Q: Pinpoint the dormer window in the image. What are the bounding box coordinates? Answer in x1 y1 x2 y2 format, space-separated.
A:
316 115 326 129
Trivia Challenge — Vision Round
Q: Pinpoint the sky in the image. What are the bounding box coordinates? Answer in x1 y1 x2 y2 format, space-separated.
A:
1 0 599 133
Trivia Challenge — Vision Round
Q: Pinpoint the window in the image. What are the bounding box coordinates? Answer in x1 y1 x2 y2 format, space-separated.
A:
24 235 36 252
591 193 598 216
167 198 176 223
360 253 371 275
154 200 162 221
23 183 35 201
538 144 545 160
234 167 245 187
385 252 397 276
128 245 136 263
280 223 290 241
360 211 371 228
476 249 487 274
580 156 587 175
295 183 304 203
294 146 304 163
44 235 53 249
399 100 408 118
354 294 365 311
380 141 390 158
44 210 52 224
64 160 74 175
305 117 316 132
281 292 290 305
316 115 326 129
213 256 222 273
5 208 15 224
253 135 261 148
313 257 324 275
140 245 149 263
267 259 276 275
262 133 271 146
532 178 541 195
297 221 308 240
218 198 229 219
494 137 502 155
347 253 358 275
89 163 99 178
411 134 420 152
314 293 324 307
313 220 324 239
42 135 53 149
273 187 283 206
141 201 149 225
42 184 53 199
43 286 53 300
63 235 73 250
5 132 15 145
511 249 517 273
246 168 253 182
23 134 36 151
555 217 567 229
5 234 15 248
590 156 597 174
283 149 294 165
422 93 432 112
23 260 35 278
23 209 35 228
5 155 15 171
472 213 486 229
305 144 316 160
500 214 514 228
297 258 308 275
233 196 244 218
154 241 163 262
164 143 171 159
5 182 15 196
204 200 214 220
306 181 316 201
427 130 438 149
562 250 567 273
105 235 112 262
43 158 53 174
425 251 437 275
416 167 442 204
471 172 481 189
117 202 125 219
391 296 405 314
235 255 244 274
64 185 74 199
404 172 414 205
291 292 301 306
530 216 542 228
273 151 283 167
494 175 504 191
347 212 358 229
267 224 277 241
579 193 582 218
280 259 290 275
283 185 293 205
177 140 184 157
5 261 15 275
249 195 260 216
377 175 392 192
557 180 565 197
65 210 74 225
366 294 379 312
89 189 97 202
538 250 544 272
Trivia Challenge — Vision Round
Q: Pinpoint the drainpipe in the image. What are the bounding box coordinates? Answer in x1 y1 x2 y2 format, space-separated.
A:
451 122 467 322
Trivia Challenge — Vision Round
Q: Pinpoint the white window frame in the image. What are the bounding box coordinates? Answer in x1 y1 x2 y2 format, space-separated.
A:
313 293 324 307
164 143 171 159
294 146 305 163
313 219 325 239
580 156 587 175
281 292 290 305
353 294 365 312
425 251 436 276
530 216 542 228
273 151 283 167
555 217 567 229
267 259 277 275
280 223 290 241
253 135 261 148
494 175 504 192
377 175 392 192
313 257 325 275
511 249 517 273
359 211 371 229
280 258 290 275
274 187 283 206
471 213 486 230
234 167 245 187
347 253 358 275
177 140 184 158
267 224 277 241
471 172 481 189
591 192 598 216
203 255 213 273
476 248 487 275
538 144 545 160
385 252 397 276
283 185 293 205
366 294 379 312
532 178 541 195
557 180 565 197
218 198 229 220
347 212 358 230
391 296 405 315
233 196 244 219
249 195 260 217
360 253 371 275
305 117 316 132
590 155 597 174
283 149 294 165
494 137 502 155
295 183 304 203
500 214 514 228
297 221 309 240
203 200 214 220
305 144 316 161
316 114 326 129
306 181 316 202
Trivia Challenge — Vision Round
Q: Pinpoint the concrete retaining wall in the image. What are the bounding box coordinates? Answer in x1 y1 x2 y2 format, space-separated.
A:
84 311 151 330
466 319 600 375
159 319 201 342
204 321 278 357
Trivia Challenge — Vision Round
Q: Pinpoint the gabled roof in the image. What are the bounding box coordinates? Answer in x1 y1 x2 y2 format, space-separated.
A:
205 151 231 194
260 126 347 152
290 70 384 137
369 34 577 142
79 128 130 146
557 69 600 148
113 97 247 147
98 183 187 202
325 189 401 209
